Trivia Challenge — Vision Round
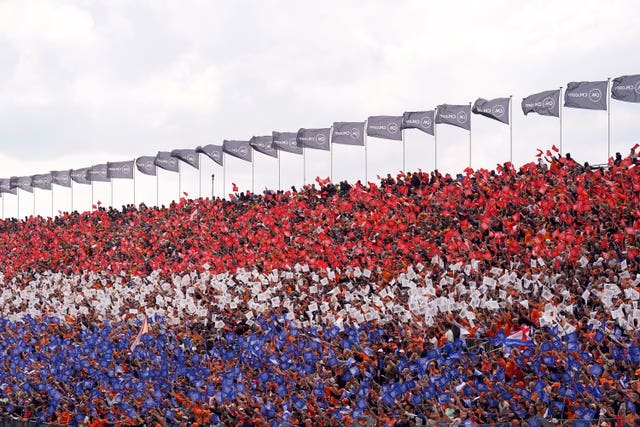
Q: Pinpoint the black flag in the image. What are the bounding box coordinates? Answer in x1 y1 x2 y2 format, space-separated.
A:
296 128 331 151
155 151 179 172
88 164 110 183
196 145 224 166
11 176 33 193
521 90 560 117
436 104 471 130
31 174 52 190
332 122 365 146
611 74 640 103
223 140 252 162
272 132 303 155
171 149 200 169
402 111 435 135
51 170 72 188
250 136 278 158
71 168 91 185
107 161 134 179
472 98 510 124
136 156 157 176
564 81 607 110
366 116 403 141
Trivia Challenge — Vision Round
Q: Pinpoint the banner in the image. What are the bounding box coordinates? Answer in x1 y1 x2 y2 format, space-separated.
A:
70 168 91 185
107 161 134 179
223 140 252 162
87 164 110 183
196 145 224 166
154 151 179 172
472 98 510 124
297 128 331 151
272 132 303 155
564 81 607 110
332 122 365 146
10 176 33 193
51 170 72 188
521 90 560 117
436 104 471 130
250 136 279 158
611 74 640 103
366 116 403 141
0 178 17 195
402 111 435 135
31 174 52 190
170 149 200 169
136 156 157 176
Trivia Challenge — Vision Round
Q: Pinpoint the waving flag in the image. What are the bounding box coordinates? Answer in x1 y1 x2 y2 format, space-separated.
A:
402 111 435 135
70 168 91 185
170 149 200 169
31 174 52 190
436 104 471 130
0 178 17 195
366 116 403 141
472 98 510 124
223 140 252 162
296 128 330 151
154 152 179 172
87 164 110 182
611 74 640 102
107 161 134 179
522 90 560 117
196 144 224 166
272 132 302 155
250 136 278 158
564 81 607 110
332 122 365 146
10 176 33 193
50 170 72 188
135 156 157 176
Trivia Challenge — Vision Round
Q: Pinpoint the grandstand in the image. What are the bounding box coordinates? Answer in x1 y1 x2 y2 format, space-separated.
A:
0 148 639 426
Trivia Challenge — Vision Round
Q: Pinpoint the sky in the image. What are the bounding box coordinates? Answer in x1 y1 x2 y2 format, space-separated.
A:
0 0 639 218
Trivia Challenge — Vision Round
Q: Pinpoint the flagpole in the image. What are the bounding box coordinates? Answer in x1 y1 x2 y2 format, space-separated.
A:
607 77 611 160
364 121 368 184
178 162 181 201
559 86 563 156
509 95 513 164
198 154 202 199
402 129 406 174
211 174 215 199
156 170 159 207
277 154 281 191
51 186 54 218
251 155 255 194
16 189 20 220
469 102 472 168
91 178 94 210
133 159 136 208
330 127 334 182
434 115 438 171
33 189 36 217
303 147 306 186
110 179 114 209
222 156 226 198
71 181 74 213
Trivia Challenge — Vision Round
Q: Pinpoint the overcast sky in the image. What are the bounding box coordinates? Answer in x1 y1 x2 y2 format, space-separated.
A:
1 0 639 217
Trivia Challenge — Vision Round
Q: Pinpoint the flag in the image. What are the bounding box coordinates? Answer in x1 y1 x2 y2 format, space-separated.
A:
366 116 403 141
272 132 303 155
332 122 365 146
30 174 52 190
436 104 471 130
130 316 149 352
70 168 91 185
522 90 560 117
135 156 157 176
250 136 278 158
611 74 640 103
0 179 17 195
10 176 33 193
50 170 72 188
196 145 224 166
296 128 330 151
564 81 607 110
472 98 510 124
154 151 179 172
107 161 134 179
402 111 435 135
170 149 200 169
223 140 252 162
87 164 110 182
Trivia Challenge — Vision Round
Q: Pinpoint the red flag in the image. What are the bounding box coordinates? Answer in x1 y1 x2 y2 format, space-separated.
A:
552 145 559 153
232 183 238 192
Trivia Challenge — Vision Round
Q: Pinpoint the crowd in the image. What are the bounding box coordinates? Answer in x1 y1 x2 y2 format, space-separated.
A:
0 147 639 426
